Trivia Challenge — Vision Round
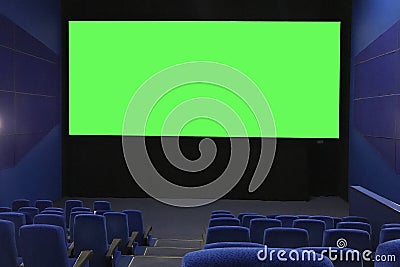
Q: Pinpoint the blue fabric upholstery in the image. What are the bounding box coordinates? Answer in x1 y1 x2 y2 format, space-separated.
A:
375 239 400 267
264 227 309 248
337 222 371 234
73 214 110 267
0 207 12 212
300 247 363 267
203 242 264 249
276 215 300 227
0 212 26 256
293 219 326 247
211 210 232 215
238 212 257 222
0 219 20 267
12 199 30 211
71 207 91 213
122 210 153 246
309 216 334 229
242 215 266 228
18 207 39 224
332 217 343 228
381 223 400 229
41 210 64 216
104 212 133 255
35 200 53 212
342 216 369 224
211 213 235 219
209 218 240 227
379 227 400 244
93 200 112 211
45 207 64 212
206 226 250 244
249 218 282 244
266 214 280 219
69 211 92 242
323 229 371 251
65 200 83 228
298 215 311 219
20 224 72 267
34 214 67 243
182 247 334 267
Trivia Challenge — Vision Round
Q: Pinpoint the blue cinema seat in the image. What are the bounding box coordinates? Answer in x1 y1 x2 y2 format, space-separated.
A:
34 200 53 212
0 219 23 267
209 218 240 227
249 218 282 244
276 215 300 227
293 219 326 247
264 227 309 248
104 212 138 255
206 226 250 244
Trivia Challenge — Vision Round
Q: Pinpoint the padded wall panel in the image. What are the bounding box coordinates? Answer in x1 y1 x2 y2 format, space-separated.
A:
15 94 56 134
365 137 396 170
0 135 14 169
355 52 399 98
14 53 58 96
354 96 397 138
0 47 13 92
14 24 57 62
0 15 13 47
355 21 399 64
0 91 15 135
14 133 45 162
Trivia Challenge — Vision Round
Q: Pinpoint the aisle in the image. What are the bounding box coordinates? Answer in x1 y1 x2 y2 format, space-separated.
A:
131 238 202 266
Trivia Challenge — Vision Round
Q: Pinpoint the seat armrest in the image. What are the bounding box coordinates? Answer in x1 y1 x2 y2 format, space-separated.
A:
68 242 75 257
128 231 139 248
143 225 152 244
106 238 122 258
73 250 93 267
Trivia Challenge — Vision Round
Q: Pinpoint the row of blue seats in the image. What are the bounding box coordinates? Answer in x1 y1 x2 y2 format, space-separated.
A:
0 199 155 267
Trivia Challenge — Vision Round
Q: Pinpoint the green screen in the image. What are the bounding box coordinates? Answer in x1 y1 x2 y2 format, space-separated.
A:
69 21 340 138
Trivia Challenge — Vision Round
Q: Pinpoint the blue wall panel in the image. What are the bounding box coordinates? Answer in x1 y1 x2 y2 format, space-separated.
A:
0 46 13 92
0 0 61 206
350 0 400 204
0 91 15 135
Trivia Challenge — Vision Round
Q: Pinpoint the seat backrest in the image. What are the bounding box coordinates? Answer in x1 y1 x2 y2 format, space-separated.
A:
0 212 26 256
122 210 145 244
65 200 83 228
211 213 235 219
71 207 91 213
69 211 93 242
309 216 334 229
249 218 282 244
341 216 369 224
203 242 264 249
264 227 309 248
381 223 400 229
93 200 111 211
375 239 400 267
242 215 266 228
276 215 300 227
206 226 250 244
35 200 53 212
74 214 108 267
45 207 64 212
293 219 326 247
18 207 39 224
104 212 130 253
266 214 280 219
211 210 232 215
0 219 19 267
41 210 64 216
12 199 30 211
209 218 240 227
379 227 400 244
337 222 371 234
323 229 371 251
332 217 343 228
0 207 12 212
20 224 70 267
34 214 67 242
238 212 257 222
182 247 334 267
